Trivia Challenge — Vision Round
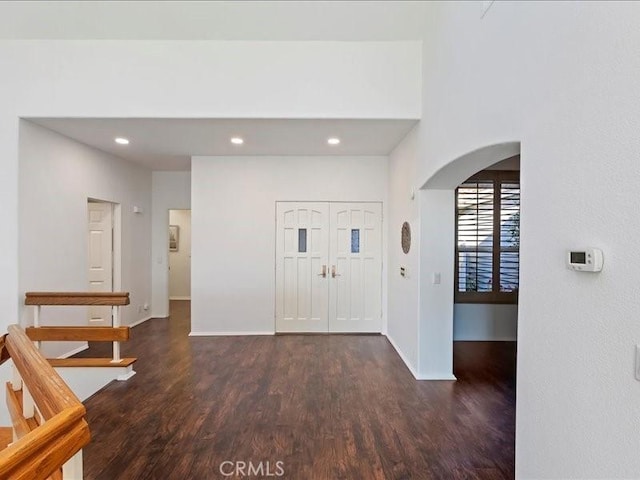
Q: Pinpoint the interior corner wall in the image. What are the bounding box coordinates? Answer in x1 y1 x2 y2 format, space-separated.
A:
416 2 640 477
18 120 152 358
190 155 388 335
387 126 420 375
151 172 191 318
169 209 191 300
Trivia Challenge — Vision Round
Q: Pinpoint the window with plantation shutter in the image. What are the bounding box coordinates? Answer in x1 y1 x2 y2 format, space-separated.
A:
455 170 519 304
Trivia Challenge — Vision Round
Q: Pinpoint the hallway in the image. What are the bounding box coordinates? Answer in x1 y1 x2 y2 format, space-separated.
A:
80 301 516 479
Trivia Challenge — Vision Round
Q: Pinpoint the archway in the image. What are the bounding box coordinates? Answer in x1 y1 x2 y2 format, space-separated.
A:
416 142 521 378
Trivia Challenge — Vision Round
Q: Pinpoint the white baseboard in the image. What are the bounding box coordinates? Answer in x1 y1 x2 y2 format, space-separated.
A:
57 343 89 359
188 331 274 337
385 334 457 381
415 373 457 381
128 316 153 328
385 334 420 379
169 296 191 301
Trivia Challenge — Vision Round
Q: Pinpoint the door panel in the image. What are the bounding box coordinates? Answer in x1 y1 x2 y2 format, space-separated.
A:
329 203 382 333
87 201 113 325
276 202 329 332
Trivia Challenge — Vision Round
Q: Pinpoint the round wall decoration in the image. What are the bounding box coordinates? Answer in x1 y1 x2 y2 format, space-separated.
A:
401 221 411 254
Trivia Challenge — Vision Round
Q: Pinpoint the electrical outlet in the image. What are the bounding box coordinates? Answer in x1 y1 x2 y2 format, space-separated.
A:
143 303 149 311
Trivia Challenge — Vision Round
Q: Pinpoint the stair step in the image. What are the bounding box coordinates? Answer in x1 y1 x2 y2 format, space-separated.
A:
26 326 130 342
48 357 137 368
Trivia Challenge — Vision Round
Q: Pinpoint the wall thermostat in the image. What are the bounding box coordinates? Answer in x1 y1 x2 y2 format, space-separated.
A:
567 248 603 272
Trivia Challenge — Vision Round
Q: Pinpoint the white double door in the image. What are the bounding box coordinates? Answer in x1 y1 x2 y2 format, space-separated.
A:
276 202 382 333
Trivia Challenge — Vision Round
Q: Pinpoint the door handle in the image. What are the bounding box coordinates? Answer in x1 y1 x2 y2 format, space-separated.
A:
331 265 341 278
318 265 327 278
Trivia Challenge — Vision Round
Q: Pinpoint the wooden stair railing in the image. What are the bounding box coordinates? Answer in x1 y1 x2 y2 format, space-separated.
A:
25 292 136 368
0 324 90 480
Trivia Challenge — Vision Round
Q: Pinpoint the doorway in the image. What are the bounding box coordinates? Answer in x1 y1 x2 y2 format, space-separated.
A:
168 209 191 301
453 156 520 343
87 199 118 325
275 202 382 333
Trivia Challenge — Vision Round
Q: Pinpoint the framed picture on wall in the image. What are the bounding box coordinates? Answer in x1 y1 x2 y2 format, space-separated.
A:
169 225 179 251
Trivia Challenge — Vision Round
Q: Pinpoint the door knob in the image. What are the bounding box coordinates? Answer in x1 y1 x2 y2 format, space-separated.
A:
318 265 327 278
331 265 341 278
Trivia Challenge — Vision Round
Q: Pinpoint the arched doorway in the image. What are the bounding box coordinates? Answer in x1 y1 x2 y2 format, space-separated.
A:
417 142 521 378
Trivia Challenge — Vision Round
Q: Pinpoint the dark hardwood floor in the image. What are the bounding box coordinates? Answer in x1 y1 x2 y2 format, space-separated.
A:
79 301 516 480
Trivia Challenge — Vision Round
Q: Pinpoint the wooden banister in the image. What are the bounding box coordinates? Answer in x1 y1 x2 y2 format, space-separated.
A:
5 325 79 419
25 291 136 365
0 325 90 480
25 292 130 306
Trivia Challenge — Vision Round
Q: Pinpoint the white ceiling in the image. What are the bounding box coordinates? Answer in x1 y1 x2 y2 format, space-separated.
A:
0 1 428 41
29 118 418 171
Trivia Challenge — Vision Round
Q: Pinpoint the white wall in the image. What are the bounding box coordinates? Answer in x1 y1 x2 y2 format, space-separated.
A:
151 172 191 317
2 41 421 119
387 126 420 374
19 121 152 357
453 304 518 341
391 2 640 477
169 209 191 300
191 156 388 335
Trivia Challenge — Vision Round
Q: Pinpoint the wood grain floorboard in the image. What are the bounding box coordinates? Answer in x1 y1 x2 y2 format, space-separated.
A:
79 301 516 480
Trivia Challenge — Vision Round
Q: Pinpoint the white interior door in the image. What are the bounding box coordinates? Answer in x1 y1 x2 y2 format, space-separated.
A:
276 201 383 333
329 202 382 333
275 202 329 332
87 201 113 325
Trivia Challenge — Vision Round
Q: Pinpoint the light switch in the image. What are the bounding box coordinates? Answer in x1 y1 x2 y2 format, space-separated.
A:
433 272 441 285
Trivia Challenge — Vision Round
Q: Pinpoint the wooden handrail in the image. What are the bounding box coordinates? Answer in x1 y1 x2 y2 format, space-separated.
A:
0 325 90 480
5 325 80 419
25 292 130 306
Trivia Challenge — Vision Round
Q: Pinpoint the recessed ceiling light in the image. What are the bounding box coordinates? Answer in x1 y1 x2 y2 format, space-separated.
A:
230 137 244 145
327 137 341 145
114 137 130 145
